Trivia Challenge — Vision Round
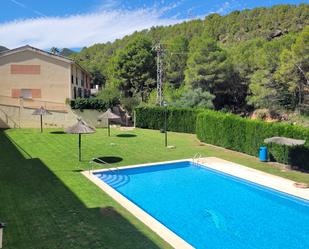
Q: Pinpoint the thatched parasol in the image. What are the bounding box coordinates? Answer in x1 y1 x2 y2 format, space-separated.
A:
264 137 306 146
65 118 95 161
98 108 120 136
32 106 52 133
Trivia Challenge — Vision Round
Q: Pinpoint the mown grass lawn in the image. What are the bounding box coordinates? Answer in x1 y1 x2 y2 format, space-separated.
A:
1 127 308 249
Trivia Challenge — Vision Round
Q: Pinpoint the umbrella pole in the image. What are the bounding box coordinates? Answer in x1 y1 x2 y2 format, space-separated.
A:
79 134 81 162
40 115 43 133
108 119 110 137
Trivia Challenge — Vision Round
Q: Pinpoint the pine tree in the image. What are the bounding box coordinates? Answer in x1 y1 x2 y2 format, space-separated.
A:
108 36 156 101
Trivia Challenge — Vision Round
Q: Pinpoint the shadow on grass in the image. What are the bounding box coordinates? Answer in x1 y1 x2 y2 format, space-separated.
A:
50 131 66 134
72 169 84 172
5 133 32 159
116 134 137 138
93 156 123 164
0 129 161 249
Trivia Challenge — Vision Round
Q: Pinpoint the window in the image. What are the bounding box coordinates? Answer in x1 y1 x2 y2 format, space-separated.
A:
73 87 77 99
76 68 79 85
21 89 32 99
71 75 74 84
84 89 88 98
81 72 84 86
78 88 82 98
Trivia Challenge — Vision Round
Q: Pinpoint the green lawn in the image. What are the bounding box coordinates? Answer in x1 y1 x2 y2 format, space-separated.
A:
1 128 308 249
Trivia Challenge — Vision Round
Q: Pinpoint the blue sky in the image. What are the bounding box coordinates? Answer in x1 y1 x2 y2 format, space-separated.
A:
0 0 308 49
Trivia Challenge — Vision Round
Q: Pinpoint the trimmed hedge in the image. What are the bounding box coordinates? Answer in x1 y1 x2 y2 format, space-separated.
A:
268 143 309 167
135 106 202 133
70 98 110 110
196 110 309 169
134 106 309 169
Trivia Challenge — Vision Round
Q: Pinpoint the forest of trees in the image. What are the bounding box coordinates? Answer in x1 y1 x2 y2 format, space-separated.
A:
71 4 309 115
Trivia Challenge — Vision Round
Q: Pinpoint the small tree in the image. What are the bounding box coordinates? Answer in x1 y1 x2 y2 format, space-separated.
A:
173 88 215 109
121 96 140 114
247 69 277 108
164 36 189 88
185 33 230 93
184 33 236 109
50 47 60 55
96 86 120 108
274 26 309 110
108 36 156 101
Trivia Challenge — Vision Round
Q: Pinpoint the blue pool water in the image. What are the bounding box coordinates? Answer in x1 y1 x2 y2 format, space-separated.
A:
94 161 309 249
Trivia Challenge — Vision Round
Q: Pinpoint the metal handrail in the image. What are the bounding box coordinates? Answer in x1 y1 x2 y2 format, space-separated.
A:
192 153 203 166
89 157 119 175
192 152 201 161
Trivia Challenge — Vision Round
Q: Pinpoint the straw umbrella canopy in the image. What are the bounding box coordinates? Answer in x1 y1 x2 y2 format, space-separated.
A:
32 106 52 133
264 137 306 146
98 108 120 136
65 118 95 161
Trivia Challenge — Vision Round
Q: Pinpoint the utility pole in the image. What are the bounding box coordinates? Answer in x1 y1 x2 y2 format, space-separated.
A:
153 42 188 106
154 43 163 106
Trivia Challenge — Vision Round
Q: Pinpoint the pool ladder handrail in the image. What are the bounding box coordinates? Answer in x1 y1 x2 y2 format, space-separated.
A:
89 157 120 175
192 153 203 166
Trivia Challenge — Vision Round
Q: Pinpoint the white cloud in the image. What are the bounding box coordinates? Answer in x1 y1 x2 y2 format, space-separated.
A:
96 0 121 11
216 1 231 14
0 8 184 49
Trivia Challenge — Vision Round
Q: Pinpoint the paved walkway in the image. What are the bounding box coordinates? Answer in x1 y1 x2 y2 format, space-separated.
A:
197 157 309 200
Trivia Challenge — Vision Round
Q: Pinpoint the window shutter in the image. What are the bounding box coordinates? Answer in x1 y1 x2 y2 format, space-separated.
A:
11 89 21 98
31 89 41 98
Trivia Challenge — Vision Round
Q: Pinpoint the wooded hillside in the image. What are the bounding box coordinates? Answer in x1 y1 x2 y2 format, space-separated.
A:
71 4 309 114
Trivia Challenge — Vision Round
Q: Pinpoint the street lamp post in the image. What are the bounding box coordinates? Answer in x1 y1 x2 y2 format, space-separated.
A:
163 101 168 147
0 223 5 249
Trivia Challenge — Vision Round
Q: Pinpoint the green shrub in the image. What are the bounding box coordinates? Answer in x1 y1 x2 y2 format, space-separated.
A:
135 106 202 133
96 87 120 107
196 110 309 169
268 143 291 163
70 98 112 110
121 96 140 114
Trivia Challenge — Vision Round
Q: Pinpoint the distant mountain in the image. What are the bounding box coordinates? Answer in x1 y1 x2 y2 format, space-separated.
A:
60 48 75 57
0 46 9 53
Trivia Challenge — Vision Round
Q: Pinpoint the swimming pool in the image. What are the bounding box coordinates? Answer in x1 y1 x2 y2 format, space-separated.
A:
92 160 309 249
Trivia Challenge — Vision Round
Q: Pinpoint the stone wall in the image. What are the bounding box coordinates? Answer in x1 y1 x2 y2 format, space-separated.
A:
0 104 108 129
